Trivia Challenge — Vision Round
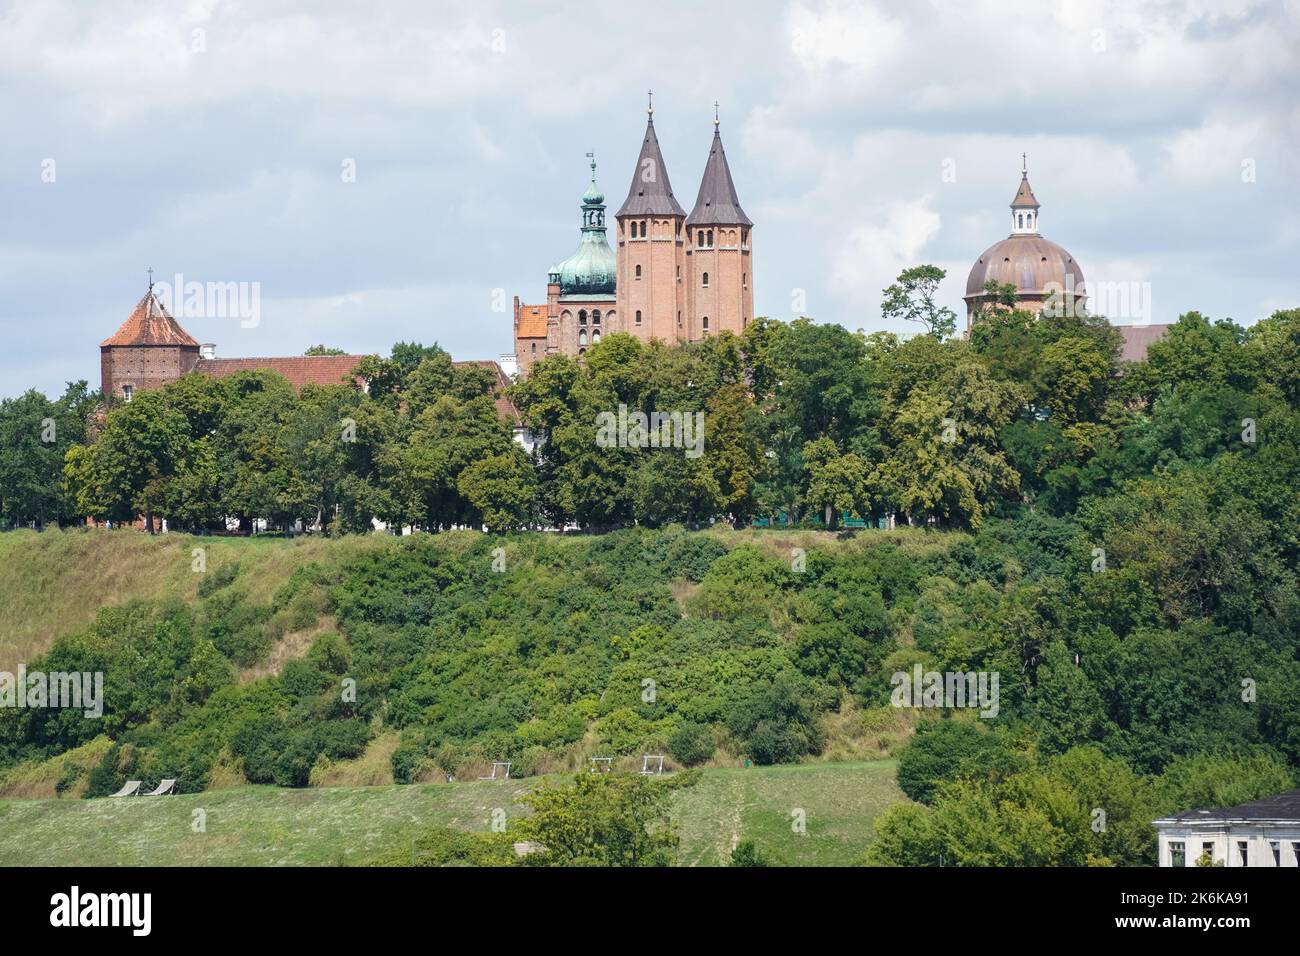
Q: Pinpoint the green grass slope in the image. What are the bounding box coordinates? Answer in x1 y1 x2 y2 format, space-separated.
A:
0 529 393 673
0 761 904 867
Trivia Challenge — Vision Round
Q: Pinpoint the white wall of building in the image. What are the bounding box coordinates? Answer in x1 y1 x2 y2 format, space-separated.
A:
1157 824 1300 867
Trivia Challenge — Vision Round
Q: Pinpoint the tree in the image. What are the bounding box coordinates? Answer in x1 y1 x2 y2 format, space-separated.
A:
519 773 679 867
0 382 94 528
874 359 1021 527
457 450 536 533
881 265 958 340
799 436 871 529
64 389 190 530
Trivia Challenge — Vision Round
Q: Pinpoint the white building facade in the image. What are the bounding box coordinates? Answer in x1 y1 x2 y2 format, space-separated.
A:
1154 789 1300 867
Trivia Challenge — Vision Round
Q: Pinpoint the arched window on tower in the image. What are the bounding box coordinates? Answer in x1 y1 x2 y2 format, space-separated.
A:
578 329 588 346
592 310 601 326
707 229 713 247
579 310 587 326
641 219 648 237
635 310 642 326
635 264 642 279
702 272 709 288
592 331 600 343
702 316 709 334
743 272 748 289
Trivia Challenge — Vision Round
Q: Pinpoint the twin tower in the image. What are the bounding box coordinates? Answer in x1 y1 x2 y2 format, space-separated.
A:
512 103 753 376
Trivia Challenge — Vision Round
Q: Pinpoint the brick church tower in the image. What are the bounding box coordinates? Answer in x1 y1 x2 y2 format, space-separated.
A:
100 285 202 402
685 109 753 338
615 97 688 344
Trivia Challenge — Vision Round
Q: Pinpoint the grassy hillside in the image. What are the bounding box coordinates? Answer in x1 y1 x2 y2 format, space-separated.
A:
0 760 904 867
0 528 392 673
2 525 937 800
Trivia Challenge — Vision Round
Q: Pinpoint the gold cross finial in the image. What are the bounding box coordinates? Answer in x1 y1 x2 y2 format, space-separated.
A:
647 89 653 117
714 101 720 128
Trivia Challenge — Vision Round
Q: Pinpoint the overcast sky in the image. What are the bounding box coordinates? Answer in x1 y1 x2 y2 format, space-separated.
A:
2 0 1298 399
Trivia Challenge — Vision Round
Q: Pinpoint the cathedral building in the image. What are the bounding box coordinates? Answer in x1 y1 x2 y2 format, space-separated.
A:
512 102 752 376
963 162 1086 331
964 161 1169 361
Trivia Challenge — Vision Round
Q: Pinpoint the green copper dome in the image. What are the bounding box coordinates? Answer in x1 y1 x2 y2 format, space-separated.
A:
552 158 616 296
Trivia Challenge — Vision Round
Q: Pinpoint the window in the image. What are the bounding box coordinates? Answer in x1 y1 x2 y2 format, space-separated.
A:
1293 842 1300 866
677 310 682 327
675 222 681 239
1237 841 1248 866
1202 842 1215 864
1170 842 1185 867
743 316 748 328
578 329 587 346
676 265 680 280
743 272 747 289
121 384 133 402
702 272 709 288
635 310 642 326
635 264 642 279
1270 841 1280 866
702 316 709 333
579 310 587 326
592 331 600 343
641 220 647 237
592 310 600 325
531 342 537 354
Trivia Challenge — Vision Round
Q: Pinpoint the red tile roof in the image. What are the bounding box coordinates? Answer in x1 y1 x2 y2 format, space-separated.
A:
194 355 368 389
101 291 200 347
1116 324 1172 362
516 304 548 339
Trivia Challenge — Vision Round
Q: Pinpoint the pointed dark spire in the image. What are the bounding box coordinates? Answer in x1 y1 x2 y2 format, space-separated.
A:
617 111 685 219
1011 156 1039 209
686 116 751 227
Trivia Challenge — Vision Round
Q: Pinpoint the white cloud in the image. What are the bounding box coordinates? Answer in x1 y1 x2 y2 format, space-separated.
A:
786 0 904 73
831 197 941 300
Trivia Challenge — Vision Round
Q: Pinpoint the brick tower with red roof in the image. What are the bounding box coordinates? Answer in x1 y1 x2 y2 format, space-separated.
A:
100 286 201 403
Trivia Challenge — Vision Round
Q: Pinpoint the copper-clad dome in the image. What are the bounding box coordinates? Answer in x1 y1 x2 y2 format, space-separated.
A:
964 233 1084 299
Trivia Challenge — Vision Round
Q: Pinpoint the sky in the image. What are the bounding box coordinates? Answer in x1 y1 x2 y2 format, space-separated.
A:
1 0 1298 399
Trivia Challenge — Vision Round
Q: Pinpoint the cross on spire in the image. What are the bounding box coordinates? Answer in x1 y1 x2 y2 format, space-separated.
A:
714 101 720 128
586 150 596 178
647 88 654 117
147 266 154 290
1022 152 1027 175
